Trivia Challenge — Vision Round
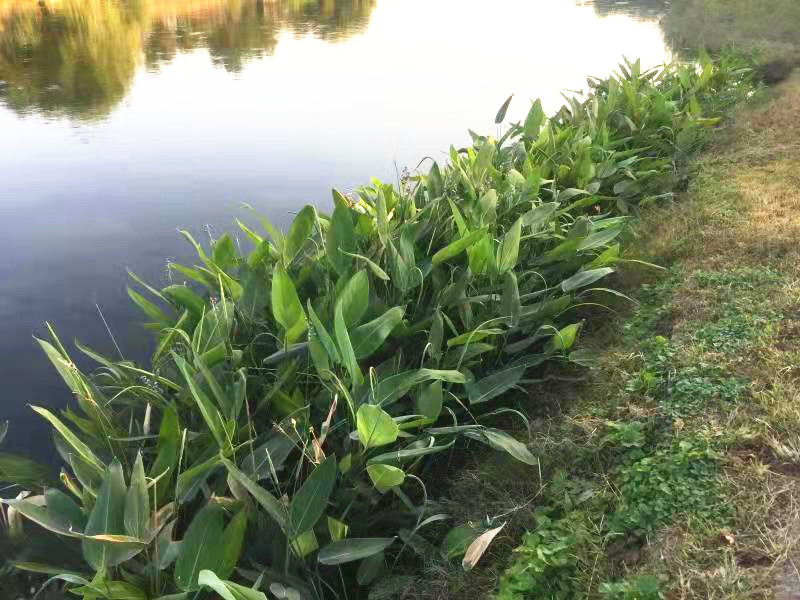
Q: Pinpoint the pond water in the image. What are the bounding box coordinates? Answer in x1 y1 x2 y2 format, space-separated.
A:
0 0 670 462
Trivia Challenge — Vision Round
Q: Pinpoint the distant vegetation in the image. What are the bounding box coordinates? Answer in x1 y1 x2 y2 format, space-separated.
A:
0 52 755 599
0 0 376 118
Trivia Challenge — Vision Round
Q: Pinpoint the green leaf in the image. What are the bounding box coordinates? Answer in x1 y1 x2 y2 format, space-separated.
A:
477 428 537 465
521 202 558 228
356 405 398 450
432 229 486 266
366 464 405 492
127 288 171 326
340 250 390 281
327 516 349 541
213 234 236 269
0 453 53 488
173 354 227 449
357 551 386 586
373 368 465 407
150 409 180 503
31 406 104 477
198 570 267 600
174 503 226 591
334 303 363 385
546 323 581 353
496 217 522 274
219 509 247 580
561 267 615 292
83 460 132 570
289 455 337 535
495 94 514 124
285 205 316 263
318 538 396 565
326 204 355 276
466 365 526 405
162 285 206 321
124 453 148 540
350 307 405 359
523 98 546 138
443 526 481 559
221 456 287 533
501 271 521 326
577 226 623 251
336 271 369 328
415 380 443 421
307 301 340 364
193 296 234 354
272 267 308 344
367 439 455 466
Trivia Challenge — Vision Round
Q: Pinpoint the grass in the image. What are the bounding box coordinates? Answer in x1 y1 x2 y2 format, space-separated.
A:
409 59 800 600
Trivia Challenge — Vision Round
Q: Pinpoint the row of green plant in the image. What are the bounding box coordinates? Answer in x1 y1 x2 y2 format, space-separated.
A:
0 54 754 599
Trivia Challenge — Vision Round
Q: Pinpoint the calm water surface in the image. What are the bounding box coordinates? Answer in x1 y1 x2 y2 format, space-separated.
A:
0 0 669 461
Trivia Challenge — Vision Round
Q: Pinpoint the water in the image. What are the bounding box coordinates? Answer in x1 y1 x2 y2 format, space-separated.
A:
0 0 669 462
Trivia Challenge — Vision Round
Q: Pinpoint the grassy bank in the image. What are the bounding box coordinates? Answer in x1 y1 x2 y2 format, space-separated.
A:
419 60 800 600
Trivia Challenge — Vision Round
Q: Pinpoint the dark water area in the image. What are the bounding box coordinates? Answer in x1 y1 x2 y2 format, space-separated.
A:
0 0 670 463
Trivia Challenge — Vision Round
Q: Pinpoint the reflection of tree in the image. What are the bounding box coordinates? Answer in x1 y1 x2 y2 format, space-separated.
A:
0 0 147 119
578 0 668 20
0 0 377 118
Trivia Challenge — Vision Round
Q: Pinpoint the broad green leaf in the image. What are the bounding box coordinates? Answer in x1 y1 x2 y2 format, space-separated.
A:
521 202 558 228
213 234 236 269
193 296 234 354
523 99 545 138
577 226 623 251
221 456 287 533
356 405 398 450
476 429 537 465
326 203 355 276
366 464 405 492
432 229 486 266
289 455 337 535
219 509 247 580
31 406 104 477
495 94 514 124
318 538 396 565
124 453 148 540
350 307 405 359
561 267 615 292
174 503 225 591
466 365 526 405
340 250 390 281
198 570 267 600
501 271 521 326
415 380 443 421
367 439 455 466
127 288 171 326
357 551 386 586
291 529 319 558
271 267 307 344
150 408 180 504
5 494 82 538
496 217 522 274
327 517 348 541
336 270 369 327
546 323 581 353
83 460 131 570
0 453 53 488
162 285 206 321
285 205 316 262
334 303 363 385
372 369 466 407
446 328 503 348
173 355 227 449
71 581 148 599
307 301 340 364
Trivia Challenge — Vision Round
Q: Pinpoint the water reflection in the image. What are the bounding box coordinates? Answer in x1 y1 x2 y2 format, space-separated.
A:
0 0 376 118
578 0 669 19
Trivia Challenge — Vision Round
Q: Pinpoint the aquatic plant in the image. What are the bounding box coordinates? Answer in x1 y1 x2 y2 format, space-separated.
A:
0 54 753 598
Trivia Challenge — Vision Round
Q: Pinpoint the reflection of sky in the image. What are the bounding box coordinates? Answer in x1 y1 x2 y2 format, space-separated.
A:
0 0 669 461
